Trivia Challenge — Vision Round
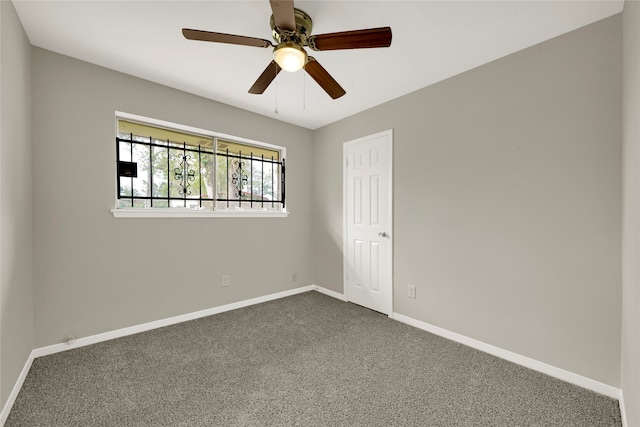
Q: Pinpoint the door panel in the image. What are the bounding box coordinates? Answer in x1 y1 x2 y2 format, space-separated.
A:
344 130 392 315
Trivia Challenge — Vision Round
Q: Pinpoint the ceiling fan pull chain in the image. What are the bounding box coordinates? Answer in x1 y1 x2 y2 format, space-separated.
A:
274 79 279 114
303 65 306 111
275 84 278 114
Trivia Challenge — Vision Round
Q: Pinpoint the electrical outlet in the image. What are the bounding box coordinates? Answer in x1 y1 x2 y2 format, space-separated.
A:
292 273 297 282
408 285 416 299
222 275 230 287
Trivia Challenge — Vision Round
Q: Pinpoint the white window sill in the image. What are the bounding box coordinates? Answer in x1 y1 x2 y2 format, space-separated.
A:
111 208 289 218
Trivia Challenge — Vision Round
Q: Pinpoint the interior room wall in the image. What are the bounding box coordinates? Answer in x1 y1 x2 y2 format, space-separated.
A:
31 47 314 348
313 14 622 387
0 0 35 409
621 1 640 424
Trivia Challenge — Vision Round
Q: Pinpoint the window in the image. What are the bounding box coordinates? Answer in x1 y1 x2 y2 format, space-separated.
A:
113 113 286 218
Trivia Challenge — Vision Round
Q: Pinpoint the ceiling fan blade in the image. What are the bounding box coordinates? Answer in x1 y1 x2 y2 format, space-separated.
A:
305 57 346 99
307 27 392 51
269 0 296 31
182 29 272 48
249 61 282 94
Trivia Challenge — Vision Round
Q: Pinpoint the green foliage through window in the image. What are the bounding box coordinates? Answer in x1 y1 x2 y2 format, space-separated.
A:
116 120 284 211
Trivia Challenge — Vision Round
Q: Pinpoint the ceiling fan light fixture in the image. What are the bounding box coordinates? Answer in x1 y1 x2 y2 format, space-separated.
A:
273 42 307 72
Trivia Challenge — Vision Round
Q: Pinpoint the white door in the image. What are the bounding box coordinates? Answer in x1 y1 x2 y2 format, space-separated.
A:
344 130 393 315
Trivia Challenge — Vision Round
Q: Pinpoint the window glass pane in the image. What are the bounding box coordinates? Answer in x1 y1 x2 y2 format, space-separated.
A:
266 162 277 203
169 148 183 199
132 142 150 198
213 151 283 210
152 146 169 198
152 138 168 147
133 135 150 144
118 199 132 208
119 140 132 162
177 150 200 200
200 152 215 200
232 158 249 201
132 199 150 208
216 154 229 203
116 115 283 212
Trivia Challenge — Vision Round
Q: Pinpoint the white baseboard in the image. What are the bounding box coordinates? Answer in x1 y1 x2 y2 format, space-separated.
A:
0 349 35 426
391 312 622 400
620 391 628 427
0 285 316 425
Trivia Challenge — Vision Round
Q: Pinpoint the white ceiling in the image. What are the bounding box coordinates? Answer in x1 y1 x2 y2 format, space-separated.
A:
12 0 623 130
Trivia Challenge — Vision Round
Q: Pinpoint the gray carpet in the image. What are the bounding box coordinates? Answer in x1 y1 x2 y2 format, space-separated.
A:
6 291 621 426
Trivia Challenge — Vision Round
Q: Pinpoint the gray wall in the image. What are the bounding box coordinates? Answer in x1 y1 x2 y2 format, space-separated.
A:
0 0 35 408
313 15 622 386
31 48 313 347
622 1 640 424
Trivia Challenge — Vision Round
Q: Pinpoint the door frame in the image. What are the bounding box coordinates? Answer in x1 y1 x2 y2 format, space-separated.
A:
342 129 394 315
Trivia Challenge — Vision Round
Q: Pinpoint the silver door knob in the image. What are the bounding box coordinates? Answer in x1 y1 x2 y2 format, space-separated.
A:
378 232 388 238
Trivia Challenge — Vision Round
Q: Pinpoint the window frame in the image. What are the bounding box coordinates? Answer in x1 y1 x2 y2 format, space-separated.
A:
111 112 288 218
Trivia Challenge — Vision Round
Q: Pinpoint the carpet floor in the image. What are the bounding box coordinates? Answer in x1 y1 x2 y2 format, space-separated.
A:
6 291 621 426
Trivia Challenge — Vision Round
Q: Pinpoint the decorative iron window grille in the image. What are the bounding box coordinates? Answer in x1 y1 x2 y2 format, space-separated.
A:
116 133 285 211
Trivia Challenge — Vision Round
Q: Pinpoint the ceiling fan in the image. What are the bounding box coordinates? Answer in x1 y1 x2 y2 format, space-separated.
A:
182 0 392 99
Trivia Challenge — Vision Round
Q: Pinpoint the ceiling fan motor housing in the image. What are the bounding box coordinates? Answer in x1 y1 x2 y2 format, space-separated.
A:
270 8 313 46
